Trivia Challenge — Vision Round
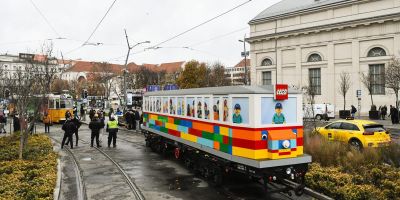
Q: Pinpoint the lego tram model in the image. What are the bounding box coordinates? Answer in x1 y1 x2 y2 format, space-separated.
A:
141 85 312 195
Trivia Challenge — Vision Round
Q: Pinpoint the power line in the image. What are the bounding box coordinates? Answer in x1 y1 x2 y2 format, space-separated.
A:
83 0 118 45
29 0 61 37
188 26 248 47
151 0 253 48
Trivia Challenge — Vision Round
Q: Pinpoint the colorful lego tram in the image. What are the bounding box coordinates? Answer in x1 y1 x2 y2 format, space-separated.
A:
141 85 312 195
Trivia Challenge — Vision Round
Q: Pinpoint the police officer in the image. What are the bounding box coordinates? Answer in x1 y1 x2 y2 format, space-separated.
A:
106 115 118 148
61 117 77 149
89 114 104 147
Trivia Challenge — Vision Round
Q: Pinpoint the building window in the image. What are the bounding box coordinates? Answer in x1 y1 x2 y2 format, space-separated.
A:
368 47 386 57
307 54 322 62
262 71 272 85
369 64 385 95
309 68 321 95
261 58 273 66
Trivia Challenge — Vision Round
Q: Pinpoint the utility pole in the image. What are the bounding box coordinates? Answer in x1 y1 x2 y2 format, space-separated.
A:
239 34 248 85
122 29 150 110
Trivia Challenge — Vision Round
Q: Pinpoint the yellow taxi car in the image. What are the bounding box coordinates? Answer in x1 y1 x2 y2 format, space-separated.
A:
316 119 391 150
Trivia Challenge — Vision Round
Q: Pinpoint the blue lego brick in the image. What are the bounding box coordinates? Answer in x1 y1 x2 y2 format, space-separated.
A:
290 139 297 148
261 130 268 140
197 137 214 149
177 125 188 133
213 126 220 134
292 129 298 135
268 140 279 150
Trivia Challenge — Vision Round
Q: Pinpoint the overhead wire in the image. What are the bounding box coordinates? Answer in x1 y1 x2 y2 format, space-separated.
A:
188 26 248 47
82 0 118 46
150 0 253 49
29 0 61 38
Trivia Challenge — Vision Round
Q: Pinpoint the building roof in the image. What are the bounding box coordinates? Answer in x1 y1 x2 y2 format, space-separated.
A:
234 58 250 68
250 0 348 23
159 61 184 73
145 85 300 96
65 61 123 74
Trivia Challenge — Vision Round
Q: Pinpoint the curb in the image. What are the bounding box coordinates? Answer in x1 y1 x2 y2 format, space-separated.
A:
53 158 62 200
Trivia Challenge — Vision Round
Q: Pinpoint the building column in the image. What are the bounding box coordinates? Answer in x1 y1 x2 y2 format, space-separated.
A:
250 48 257 85
295 46 302 88
276 49 282 84
327 43 335 105
394 34 400 57
352 39 361 112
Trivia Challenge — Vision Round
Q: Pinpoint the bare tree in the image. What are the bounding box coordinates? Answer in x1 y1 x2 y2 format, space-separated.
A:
338 72 351 110
89 62 117 100
360 72 375 107
386 57 400 108
303 77 318 131
209 62 231 87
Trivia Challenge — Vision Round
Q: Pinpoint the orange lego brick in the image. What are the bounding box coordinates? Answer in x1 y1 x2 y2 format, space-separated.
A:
192 122 214 133
214 141 220 150
268 129 297 140
232 129 261 141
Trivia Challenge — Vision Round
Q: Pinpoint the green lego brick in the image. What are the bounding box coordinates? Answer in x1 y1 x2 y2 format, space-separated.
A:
202 131 214 140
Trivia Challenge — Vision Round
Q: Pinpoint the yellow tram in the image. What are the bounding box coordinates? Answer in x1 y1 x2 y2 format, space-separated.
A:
44 94 74 123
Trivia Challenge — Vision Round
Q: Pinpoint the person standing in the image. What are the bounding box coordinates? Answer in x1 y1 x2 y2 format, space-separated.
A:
65 110 72 120
61 117 77 149
43 113 51 133
382 105 387 120
106 115 118 148
395 106 399 124
131 110 136 130
134 109 140 131
89 114 104 147
80 106 86 122
108 107 114 120
125 111 132 130
66 117 81 147
13 114 20 132
0 114 6 134
89 108 95 121
351 105 357 118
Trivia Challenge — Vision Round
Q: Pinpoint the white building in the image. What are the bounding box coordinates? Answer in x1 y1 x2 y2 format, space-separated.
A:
248 0 400 115
0 53 62 79
225 59 250 85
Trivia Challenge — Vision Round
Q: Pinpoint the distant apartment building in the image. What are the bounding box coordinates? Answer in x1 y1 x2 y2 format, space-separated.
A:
0 53 62 79
225 58 250 85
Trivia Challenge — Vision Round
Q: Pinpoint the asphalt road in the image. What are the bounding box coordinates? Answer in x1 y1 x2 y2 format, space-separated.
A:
47 124 313 200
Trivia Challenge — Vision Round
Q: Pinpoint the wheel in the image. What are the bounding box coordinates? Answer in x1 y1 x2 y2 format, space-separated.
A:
174 148 181 159
211 167 223 187
315 115 322 120
349 139 363 151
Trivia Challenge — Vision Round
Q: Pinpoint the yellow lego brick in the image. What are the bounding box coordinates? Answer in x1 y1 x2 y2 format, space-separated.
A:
150 114 158 120
296 146 304 155
165 123 178 131
181 133 198 143
232 146 255 159
220 127 229 136
254 149 269 159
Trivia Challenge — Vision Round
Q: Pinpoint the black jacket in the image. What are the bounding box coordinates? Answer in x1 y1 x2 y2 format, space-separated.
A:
62 120 77 135
89 119 104 134
13 116 20 131
134 111 140 120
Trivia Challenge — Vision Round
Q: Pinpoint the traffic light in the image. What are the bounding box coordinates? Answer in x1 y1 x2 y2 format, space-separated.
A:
4 89 10 99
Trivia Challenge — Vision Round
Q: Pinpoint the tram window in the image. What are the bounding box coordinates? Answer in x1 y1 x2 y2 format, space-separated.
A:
187 97 195 117
232 97 249 124
56 100 60 109
162 97 168 113
197 97 203 119
156 98 161 113
177 97 184 116
204 97 210 120
170 97 176 115
213 97 220 121
222 97 229 122
48 99 55 109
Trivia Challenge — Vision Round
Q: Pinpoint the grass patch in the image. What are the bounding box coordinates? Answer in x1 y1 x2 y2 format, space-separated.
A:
0 134 57 200
304 134 400 200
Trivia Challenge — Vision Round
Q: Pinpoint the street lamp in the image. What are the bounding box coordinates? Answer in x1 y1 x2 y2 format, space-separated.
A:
123 30 150 110
239 35 248 85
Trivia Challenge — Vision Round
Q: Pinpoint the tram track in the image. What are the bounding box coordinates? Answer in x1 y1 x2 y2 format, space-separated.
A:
49 136 87 200
78 138 145 200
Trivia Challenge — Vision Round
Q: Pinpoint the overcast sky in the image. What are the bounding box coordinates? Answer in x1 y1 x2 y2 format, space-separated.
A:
0 0 281 67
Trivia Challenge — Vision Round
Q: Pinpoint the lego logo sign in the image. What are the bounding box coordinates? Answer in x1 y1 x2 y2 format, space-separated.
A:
274 84 288 100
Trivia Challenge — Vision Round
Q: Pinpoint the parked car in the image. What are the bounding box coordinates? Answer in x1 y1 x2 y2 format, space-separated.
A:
315 119 391 150
303 103 335 121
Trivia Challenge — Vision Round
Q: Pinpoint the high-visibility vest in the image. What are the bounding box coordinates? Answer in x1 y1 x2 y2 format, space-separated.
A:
107 120 118 129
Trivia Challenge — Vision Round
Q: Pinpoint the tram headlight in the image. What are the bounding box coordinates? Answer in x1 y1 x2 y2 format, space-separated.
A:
286 167 292 175
282 140 290 149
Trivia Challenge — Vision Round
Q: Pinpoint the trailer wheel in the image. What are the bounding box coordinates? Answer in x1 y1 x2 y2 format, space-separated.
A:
174 148 181 159
315 115 322 120
211 167 223 187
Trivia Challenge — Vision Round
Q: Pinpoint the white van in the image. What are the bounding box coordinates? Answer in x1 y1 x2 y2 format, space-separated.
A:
303 103 335 120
